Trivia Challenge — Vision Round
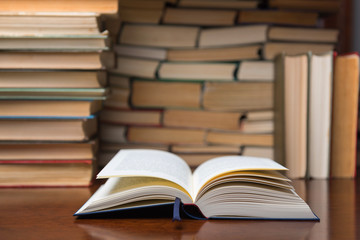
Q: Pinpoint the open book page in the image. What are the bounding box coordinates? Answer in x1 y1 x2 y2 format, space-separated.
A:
97 149 193 199
192 156 288 199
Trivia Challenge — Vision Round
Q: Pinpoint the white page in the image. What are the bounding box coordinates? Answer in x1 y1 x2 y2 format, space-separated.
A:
192 156 287 199
97 149 193 199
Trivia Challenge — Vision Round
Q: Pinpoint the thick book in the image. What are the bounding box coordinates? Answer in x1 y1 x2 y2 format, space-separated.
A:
74 149 318 220
0 116 97 141
0 160 94 187
330 53 359 178
0 70 106 88
0 100 102 117
0 0 118 14
274 53 308 178
237 10 319 26
202 82 273 111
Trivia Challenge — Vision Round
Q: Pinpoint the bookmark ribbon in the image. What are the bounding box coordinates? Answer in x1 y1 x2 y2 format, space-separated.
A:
172 197 181 221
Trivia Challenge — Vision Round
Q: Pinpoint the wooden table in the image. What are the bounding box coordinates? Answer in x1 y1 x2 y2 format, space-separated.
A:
0 177 359 240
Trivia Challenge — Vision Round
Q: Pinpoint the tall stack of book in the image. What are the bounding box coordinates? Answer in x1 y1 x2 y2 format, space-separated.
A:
0 0 118 187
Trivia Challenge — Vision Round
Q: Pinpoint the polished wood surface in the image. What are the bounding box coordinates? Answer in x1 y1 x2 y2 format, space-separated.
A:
0 177 359 240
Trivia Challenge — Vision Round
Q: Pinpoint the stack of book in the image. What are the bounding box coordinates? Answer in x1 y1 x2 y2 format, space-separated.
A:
275 51 359 179
0 1 118 187
97 1 338 168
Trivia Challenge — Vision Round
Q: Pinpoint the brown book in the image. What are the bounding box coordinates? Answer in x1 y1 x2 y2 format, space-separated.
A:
0 118 97 141
104 87 130 109
108 75 130 88
0 52 103 69
112 57 159 78
119 24 200 48
330 53 359 178
128 126 206 145
171 144 241 154
206 131 273 147
274 53 308 178
0 160 94 187
199 25 267 47
0 0 118 14
131 80 202 109
115 45 167 60
119 8 163 24
164 109 242 130
100 124 127 144
269 0 341 12
202 82 273 111
118 0 174 10
268 26 339 43
0 70 106 88
238 10 318 26
167 44 261 62
263 42 334 60
158 62 237 81
178 0 259 9
163 8 236 26
0 100 102 117
100 109 162 126
0 142 96 160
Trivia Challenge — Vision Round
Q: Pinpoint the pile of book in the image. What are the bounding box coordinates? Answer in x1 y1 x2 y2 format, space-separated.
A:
99 0 341 169
0 0 118 187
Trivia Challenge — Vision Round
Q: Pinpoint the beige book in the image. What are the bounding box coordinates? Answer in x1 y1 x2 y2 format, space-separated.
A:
171 145 241 154
164 109 241 130
101 109 162 126
0 100 102 117
0 52 103 69
132 80 202 109
112 57 159 79
206 131 273 147
115 45 167 60
202 82 273 111
199 25 267 47
237 61 274 81
128 127 206 145
0 118 97 141
0 142 96 160
119 24 199 48
158 62 236 81
0 70 106 88
167 45 261 62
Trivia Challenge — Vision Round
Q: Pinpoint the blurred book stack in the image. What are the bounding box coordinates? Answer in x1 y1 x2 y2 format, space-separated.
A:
97 0 340 168
0 0 118 187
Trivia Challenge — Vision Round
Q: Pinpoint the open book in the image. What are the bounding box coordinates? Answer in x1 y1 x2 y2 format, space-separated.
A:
75 149 318 220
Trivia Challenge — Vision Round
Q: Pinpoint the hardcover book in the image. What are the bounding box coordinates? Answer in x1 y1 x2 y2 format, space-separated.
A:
74 149 318 220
